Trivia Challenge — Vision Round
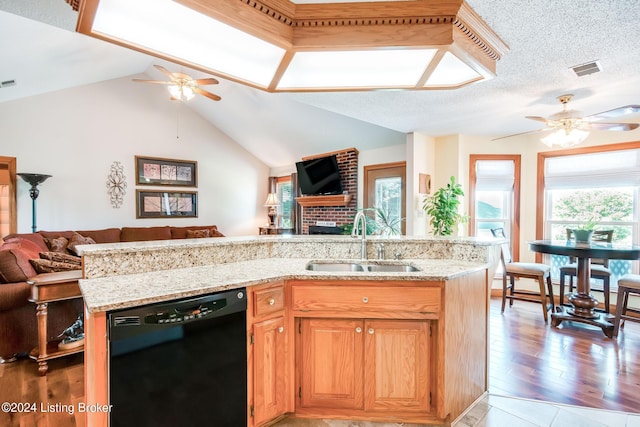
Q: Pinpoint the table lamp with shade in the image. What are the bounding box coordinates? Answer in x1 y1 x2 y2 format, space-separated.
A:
17 173 52 233
264 193 279 227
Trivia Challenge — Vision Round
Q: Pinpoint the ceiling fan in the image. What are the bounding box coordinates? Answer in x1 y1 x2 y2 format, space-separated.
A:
495 95 640 144
133 65 221 102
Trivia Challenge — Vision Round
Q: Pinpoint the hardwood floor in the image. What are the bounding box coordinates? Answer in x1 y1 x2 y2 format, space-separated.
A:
489 298 640 413
1 298 639 427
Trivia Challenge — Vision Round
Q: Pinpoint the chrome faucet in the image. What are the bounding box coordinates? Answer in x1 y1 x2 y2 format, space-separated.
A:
351 210 368 260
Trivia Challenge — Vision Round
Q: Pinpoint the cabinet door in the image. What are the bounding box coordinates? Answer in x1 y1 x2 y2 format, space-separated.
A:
253 316 289 426
299 318 364 409
364 320 431 412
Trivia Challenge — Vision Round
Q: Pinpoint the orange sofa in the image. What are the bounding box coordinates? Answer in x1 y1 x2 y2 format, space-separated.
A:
0 225 223 361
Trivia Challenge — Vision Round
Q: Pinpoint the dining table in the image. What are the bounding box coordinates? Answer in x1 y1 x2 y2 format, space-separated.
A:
528 239 640 338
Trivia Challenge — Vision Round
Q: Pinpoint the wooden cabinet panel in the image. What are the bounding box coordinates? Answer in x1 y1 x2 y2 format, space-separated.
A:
292 285 440 315
253 316 289 426
254 285 284 318
364 320 430 412
299 318 364 409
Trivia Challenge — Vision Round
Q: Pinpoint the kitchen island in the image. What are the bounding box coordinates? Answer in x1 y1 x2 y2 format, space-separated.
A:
78 235 501 427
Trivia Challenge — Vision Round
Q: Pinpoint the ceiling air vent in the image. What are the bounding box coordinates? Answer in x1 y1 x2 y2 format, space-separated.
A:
570 61 601 77
0 79 16 88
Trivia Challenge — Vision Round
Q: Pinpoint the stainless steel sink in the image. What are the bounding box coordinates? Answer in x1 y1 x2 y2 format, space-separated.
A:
305 261 420 273
305 262 364 272
364 264 420 272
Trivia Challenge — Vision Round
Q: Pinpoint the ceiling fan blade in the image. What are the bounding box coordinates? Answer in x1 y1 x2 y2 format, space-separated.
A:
193 78 219 86
525 116 549 124
132 79 173 85
193 87 221 101
491 128 550 141
153 65 177 81
580 122 640 131
585 105 640 121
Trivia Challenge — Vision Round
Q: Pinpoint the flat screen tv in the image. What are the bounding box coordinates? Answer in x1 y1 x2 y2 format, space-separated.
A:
295 154 343 196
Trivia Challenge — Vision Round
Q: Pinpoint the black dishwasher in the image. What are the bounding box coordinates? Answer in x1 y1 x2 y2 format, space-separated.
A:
108 288 247 427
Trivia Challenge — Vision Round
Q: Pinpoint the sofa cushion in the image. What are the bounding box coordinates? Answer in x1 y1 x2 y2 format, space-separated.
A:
171 225 224 239
67 233 96 256
186 229 211 238
121 226 172 242
0 239 42 283
44 236 70 253
38 230 76 240
75 228 121 243
39 251 82 265
29 258 81 274
2 233 49 252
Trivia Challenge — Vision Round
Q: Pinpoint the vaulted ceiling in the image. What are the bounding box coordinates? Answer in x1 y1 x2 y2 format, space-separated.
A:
1 0 640 168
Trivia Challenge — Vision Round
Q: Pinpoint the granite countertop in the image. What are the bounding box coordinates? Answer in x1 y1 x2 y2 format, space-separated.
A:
79 257 487 313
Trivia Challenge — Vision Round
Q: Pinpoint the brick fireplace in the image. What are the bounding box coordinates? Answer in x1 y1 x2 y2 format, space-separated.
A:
299 148 358 235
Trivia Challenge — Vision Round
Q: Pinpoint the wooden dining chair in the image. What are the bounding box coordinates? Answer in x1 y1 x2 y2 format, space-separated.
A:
491 228 555 323
613 274 640 337
559 229 614 313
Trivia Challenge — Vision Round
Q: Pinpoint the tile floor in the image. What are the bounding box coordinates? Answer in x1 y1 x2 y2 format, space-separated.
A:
274 394 640 427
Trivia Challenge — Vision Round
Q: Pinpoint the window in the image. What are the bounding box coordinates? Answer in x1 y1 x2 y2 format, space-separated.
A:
539 143 640 283
275 176 293 228
469 155 521 259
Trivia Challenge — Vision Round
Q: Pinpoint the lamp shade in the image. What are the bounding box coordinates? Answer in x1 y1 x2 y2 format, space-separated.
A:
541 129 589 148
17 173 52 187
264 193 279 207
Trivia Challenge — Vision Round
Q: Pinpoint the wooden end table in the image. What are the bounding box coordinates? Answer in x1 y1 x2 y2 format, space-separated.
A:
27 270 84 375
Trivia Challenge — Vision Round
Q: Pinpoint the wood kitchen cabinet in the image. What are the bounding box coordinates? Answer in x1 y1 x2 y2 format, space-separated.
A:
247 282 293 427
298 318 430 413
299 318 364 409
291 273 488 426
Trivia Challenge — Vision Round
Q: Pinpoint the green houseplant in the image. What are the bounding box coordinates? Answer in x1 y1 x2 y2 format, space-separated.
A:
573 217 599 243
422 176 467 236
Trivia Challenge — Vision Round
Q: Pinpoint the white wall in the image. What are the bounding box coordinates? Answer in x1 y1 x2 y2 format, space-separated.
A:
406 133 435 236
0 76 270 236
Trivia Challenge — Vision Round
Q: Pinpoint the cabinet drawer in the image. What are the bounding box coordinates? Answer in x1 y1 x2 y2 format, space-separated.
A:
254 286 285 317
292 286 440 314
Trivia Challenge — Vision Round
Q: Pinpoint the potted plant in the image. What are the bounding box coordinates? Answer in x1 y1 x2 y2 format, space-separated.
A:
342 207 404 236
573 217 599 243
422 176 468 236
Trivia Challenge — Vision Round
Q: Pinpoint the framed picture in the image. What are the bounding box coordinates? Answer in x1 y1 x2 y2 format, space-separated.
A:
136 190 198 218
135 156 197 187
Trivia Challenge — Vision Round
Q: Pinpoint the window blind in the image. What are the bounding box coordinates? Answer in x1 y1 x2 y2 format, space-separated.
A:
475 160 515 191
545 149 640 189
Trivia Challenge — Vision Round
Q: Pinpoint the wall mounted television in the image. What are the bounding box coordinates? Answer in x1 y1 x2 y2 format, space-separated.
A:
295 154 344 196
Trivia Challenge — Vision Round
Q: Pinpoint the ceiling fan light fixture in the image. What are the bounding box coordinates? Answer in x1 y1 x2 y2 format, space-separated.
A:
168 84 195 101
541 128 589 148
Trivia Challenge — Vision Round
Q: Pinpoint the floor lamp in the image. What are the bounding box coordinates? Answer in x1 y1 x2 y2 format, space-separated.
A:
17 173 52 233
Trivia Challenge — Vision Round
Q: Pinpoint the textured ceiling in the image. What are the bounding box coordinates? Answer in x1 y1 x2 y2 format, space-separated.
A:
1 0 640 168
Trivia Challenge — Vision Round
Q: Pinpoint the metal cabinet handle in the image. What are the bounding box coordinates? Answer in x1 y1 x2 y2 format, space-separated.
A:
362 296 369 303
268 298 275 306
368 328 375 335
355 327 362 333
278 326 284 333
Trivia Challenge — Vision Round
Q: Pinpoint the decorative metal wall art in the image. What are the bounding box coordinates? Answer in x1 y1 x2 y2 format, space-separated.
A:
107 161 127 208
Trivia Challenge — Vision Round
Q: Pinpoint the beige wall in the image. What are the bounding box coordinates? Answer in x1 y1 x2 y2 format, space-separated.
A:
0 76 270 236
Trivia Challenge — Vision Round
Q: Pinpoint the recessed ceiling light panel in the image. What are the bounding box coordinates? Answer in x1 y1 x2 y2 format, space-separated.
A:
277 49 438 89
93 0 286 86
425 52 481 87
